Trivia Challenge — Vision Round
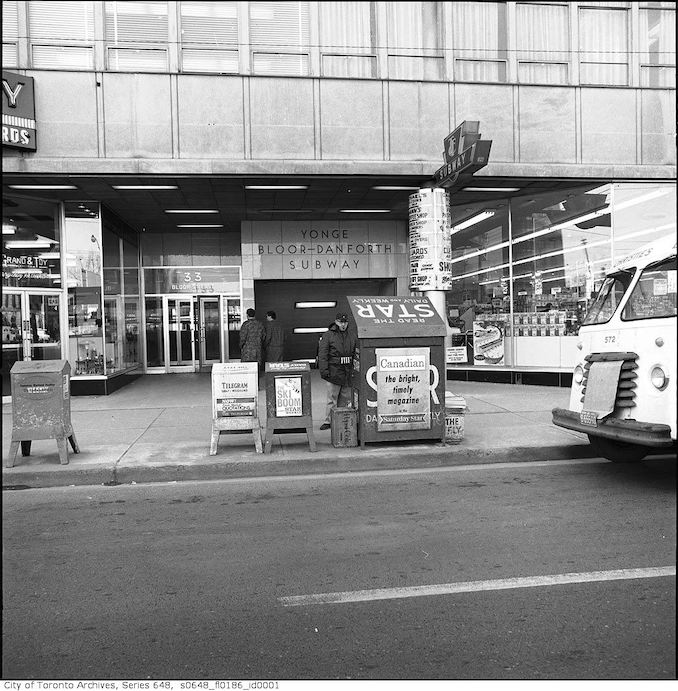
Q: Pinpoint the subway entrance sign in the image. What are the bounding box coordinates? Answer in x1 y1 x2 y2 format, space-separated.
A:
347 296 447 447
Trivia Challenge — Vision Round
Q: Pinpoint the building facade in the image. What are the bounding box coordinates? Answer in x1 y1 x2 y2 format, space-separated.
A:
2 0 676 397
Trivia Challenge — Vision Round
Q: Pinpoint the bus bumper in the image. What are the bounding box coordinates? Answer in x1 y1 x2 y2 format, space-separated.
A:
552 407 674 448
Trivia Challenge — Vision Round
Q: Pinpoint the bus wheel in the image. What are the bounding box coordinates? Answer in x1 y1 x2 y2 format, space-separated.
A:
588 435 648 462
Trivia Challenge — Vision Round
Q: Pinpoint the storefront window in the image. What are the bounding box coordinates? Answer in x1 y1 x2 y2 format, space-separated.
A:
446 201 510 366
123 237 141 370
611 182 677 263
3 196 61 288
65 202 104 376
511 184 613 348
2 195 63 397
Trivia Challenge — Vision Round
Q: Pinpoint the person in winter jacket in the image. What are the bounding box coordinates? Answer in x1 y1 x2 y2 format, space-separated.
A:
264 310 285 362
317 312 357 430
239 308 265 366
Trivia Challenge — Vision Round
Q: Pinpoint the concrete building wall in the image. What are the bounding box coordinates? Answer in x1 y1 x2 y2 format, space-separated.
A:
4 71 675 177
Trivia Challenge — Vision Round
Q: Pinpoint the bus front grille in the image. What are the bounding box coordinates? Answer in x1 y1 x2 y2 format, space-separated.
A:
580 351 638 410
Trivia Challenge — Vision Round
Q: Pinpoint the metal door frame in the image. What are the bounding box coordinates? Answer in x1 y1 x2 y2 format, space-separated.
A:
164 295 197 373
196 295 222 372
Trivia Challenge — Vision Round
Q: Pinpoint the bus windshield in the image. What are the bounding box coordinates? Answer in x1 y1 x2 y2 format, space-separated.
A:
582 269 635 326
622 256 677 321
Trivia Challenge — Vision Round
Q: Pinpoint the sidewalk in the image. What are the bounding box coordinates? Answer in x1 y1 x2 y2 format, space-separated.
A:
2 370 594 489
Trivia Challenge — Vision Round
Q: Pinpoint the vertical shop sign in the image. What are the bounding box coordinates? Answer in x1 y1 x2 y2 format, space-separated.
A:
376 347 431 431
2 71 37 151
408 188 452 291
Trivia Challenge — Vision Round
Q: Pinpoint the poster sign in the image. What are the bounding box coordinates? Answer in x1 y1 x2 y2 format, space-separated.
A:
212 362 258 418
376 347 431 431
447 346 468 364
408 188 452 292
473 320 505 366
274 376 303 417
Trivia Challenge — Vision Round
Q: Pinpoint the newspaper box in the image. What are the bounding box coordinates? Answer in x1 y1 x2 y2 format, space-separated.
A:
6 360 80 466
347 296 447 448
263 362 316 453
445 392 467 443
210 362 262 454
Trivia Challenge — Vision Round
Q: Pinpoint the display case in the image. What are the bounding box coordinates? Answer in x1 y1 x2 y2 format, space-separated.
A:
68 287 104 375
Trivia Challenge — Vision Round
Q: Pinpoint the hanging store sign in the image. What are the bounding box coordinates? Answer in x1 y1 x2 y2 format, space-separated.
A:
434 120 492 187
408 187 452 291
2 71 37 151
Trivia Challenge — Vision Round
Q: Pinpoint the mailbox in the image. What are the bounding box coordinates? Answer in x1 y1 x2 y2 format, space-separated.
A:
263 361 316 453
347 296 447 447
6 360 80 466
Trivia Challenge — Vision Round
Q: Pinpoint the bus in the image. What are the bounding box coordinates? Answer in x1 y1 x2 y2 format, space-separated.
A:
552 235 677 462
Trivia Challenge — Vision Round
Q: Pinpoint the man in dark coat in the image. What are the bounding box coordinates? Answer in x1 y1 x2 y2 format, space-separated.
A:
239 308 265 366
264 310 285 362
317 312 357 430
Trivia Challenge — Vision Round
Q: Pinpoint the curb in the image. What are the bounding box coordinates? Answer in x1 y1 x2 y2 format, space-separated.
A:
2 442 597 490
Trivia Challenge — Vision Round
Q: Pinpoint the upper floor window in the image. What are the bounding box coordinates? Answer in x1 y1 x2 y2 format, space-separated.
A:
105 1 169 72
28 0 95 69
638 7 676 87
516 3 569 84
579 6 629 86
386 1 443 80
2 0 18 67
179 1 239 73
249 1 310 76
319 2 376 78
453 1 508 83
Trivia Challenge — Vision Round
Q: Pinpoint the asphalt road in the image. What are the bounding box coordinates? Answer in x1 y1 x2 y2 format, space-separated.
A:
2 457 676 681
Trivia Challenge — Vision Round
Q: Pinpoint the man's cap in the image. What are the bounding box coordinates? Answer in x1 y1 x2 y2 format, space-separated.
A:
335 312 349 322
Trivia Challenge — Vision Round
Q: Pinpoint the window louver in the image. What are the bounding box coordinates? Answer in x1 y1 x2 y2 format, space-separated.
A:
105 1 169 44
28 1 95 41
2 0 18 42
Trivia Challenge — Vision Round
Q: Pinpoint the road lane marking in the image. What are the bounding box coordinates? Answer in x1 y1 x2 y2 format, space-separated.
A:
279 566 676 607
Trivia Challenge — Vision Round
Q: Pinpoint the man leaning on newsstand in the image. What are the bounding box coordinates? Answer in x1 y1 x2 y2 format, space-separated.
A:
317 312 357 431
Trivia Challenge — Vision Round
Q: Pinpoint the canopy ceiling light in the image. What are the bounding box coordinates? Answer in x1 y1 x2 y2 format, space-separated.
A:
9 185 77 190
339 209 390 213
165 209 219 214
461 187 520 193
113 185 178 190
245 185 308 190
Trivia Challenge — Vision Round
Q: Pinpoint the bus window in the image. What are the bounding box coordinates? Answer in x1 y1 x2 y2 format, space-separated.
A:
581 270 634 326
622 257 677 321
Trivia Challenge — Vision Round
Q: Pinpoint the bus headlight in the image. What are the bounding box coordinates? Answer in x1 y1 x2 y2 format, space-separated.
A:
651 366 668 390
573 365 584 385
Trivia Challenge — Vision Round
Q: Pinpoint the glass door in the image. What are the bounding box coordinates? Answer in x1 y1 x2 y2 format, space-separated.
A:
196 296 221 371
166 297 196 372
2 291 62 398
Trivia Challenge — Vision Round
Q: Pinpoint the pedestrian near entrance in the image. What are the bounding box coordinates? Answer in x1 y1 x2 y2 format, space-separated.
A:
239 308 265 366
264 310 285 362
317 312 357 431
